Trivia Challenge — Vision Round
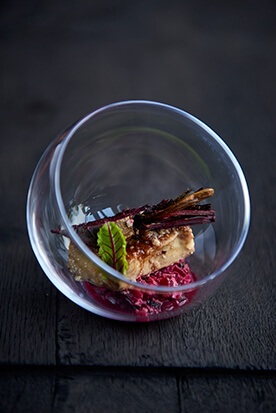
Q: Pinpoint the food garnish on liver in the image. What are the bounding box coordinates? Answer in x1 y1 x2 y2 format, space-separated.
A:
58 188 215 290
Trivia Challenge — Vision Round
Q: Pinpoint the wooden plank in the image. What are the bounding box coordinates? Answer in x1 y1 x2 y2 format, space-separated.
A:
179 372 276 413
0 231 57 365
0 368 179 413
53 369 178 413
1 368 275 413
0 369 55 413
0 101 57 365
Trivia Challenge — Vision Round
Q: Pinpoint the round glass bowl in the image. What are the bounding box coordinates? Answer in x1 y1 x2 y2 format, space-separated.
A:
27 101 250 322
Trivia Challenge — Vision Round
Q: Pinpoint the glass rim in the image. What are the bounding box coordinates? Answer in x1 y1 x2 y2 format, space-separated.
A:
53 100 251 293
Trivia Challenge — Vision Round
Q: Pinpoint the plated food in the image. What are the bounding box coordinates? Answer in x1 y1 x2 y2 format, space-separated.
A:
53 188 215 318
27 101 250 321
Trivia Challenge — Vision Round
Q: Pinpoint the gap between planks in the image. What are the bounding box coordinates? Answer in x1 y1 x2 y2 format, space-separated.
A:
1 365 275 378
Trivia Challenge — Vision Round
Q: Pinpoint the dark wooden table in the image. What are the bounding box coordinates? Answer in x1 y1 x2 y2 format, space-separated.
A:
1 1 275 412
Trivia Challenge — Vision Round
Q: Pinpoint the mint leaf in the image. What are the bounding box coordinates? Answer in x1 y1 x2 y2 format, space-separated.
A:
97 222 128 275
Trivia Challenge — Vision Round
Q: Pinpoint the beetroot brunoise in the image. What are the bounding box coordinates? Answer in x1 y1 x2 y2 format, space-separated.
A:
85 259 197 321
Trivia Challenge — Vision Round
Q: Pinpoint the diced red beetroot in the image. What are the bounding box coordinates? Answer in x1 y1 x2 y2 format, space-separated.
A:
160 300 175 312
131 289 144 299
159 278 170 286
85 259 196 321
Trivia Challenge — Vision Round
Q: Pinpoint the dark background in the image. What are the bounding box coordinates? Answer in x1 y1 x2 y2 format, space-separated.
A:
1 1 275 412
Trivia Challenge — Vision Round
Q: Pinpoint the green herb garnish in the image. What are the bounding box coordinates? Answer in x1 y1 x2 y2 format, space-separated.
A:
97 222 128 275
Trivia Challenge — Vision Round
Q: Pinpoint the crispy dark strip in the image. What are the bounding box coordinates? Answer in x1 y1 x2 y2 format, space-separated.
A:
133 188 215 233
136 210 216 231
51 188 215 236
137 188 214 223
51 205 146 235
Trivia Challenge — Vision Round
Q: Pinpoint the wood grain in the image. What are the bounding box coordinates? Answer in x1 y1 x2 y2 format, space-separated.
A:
0 231 57 365
1 368 275 413
53 370 178 413
0 368 54 413
179 371 276 413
